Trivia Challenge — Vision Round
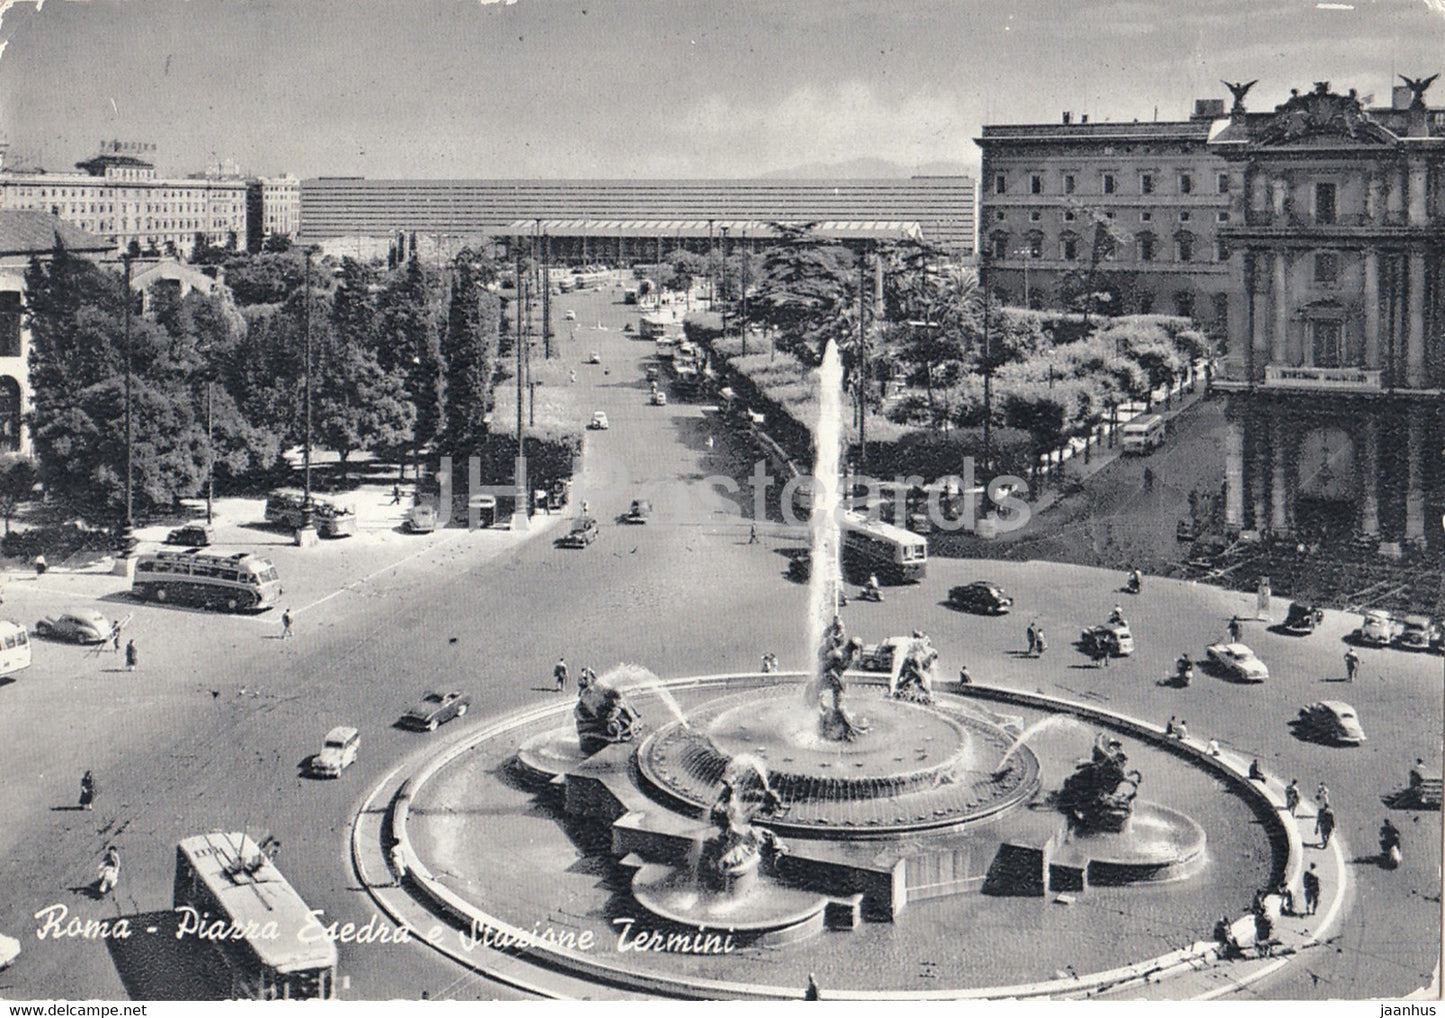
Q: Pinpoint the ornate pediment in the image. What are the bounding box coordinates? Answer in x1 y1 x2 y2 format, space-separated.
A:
1257 82 1395 146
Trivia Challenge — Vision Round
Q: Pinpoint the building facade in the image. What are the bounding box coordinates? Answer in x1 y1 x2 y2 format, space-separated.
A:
0 150 248 259
261 175 301 242
297 176 975 257
1211 80 1445 551
975 101 1243 336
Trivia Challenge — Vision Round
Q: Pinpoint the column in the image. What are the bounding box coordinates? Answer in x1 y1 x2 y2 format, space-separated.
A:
1407 253 1426 388
1408 158 1429 226
1272 250 1289 366
1249 255 1270 380
1250 429 1269 533
1271 419 1289 532
1366 173 1382 222
1406 416 1425 544
1363 250 1381 369
1386 166 1404 222
1225 418 1245 528
1359 417 1379 536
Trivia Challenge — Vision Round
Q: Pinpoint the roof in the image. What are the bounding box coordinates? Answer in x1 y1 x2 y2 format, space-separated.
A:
498 218 925 242
130 259 216 295
978 120 1215 144
0 210 112 258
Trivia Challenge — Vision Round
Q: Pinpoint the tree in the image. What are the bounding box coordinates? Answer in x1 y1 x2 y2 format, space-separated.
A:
376 257 445 476
890 261 980 430
0 454 36 536
745 225 858 367
441 260 501 456
221 251 309 306
1063 201 1131 327
261 232 294 254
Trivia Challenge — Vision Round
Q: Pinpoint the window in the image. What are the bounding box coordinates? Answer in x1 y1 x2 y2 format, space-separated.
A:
1179 173 1194 195
1175 231 1195 262
1030 174 1043 195
995 175 1007 195
995 210 1005 221
1061 233 1080 261
1179 211 1191 223
1064 174 1076 194
1138 232 1157 262
1314 252 1338 283
1102 173 1117 194
1063 210 1076 222
990 233 1008 260
1029 210 1042 222
1217 211 1230 223
1140 173 1155 195
1026 231 1044 258
1212 293 1229 326
1215 238 1230 261
0 293 20 358
1174 291 1196 318
1311 320 1344 367
1140 211 1153 223
1314 182 1337 224
1217 173 1231 194
1139 292 1155 314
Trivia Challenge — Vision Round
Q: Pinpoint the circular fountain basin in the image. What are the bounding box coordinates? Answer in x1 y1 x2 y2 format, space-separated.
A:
638 688 1041 836
1052 802 1208 885
514 727 592 784
630 862 830 947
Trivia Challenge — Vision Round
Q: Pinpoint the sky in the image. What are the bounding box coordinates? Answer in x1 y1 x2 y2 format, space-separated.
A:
0 0 1443 180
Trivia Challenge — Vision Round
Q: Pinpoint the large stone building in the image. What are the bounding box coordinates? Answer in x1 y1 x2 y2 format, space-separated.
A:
297 176 976 258
0 143 249 259
975 100 1242 335
1211 79 1445 551
0 211 113 454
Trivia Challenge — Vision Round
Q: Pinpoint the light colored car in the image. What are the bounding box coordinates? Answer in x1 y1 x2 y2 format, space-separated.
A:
586 351 602 364
0 932 19 971
405 503 439 533
34 610 111 644
1081 621 1135 657
650 390 667 406
309 725 360 777
564 309 577 321
1358 609 1397 646
1395 615 1441 653
1297 701 1366 745
400 690 470 731
589 411 610 430
1206 642 1269 683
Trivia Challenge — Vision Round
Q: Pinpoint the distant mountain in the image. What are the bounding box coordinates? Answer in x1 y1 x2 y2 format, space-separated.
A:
759 157 974 179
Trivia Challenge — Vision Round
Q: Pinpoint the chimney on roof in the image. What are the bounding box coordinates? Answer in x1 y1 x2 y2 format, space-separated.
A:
1393 85 1412 111
1080 114 1089 124
1062 112 1072 125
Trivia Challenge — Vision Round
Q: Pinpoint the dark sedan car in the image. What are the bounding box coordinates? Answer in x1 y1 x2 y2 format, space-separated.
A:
399 690 471 731
1280 602 1325 635
947 582 1014 615
559 516 599 548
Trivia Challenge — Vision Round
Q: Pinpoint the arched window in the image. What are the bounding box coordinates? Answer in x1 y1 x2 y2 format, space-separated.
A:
1059 232 1081 261
0 376 21 452
989 231 1009 261
1025 230 1044 259
1175 231 1196 262
1136 232 1157 262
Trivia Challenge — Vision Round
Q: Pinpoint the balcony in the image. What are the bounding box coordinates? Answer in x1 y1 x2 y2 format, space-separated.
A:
1263 364 1382 391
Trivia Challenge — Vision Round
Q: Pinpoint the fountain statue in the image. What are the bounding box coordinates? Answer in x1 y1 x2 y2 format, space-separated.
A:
1056 733 1142 833
697 762 789 895
890 632 938 705
574 675 644 755
805 620 868 741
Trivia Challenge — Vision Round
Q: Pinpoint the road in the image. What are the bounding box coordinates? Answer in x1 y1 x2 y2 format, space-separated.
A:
0 277 1438 1001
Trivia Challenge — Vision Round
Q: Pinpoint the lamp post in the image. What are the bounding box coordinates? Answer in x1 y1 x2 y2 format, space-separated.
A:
115 254 136 570
980 248 993 478
296 248 316 545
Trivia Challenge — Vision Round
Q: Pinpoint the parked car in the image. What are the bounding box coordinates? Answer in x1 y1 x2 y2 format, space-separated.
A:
309 725 360 777
1280 602 1325 635
1080 621 1135 658
1394 615 1442 653
624 499 652 524
588 411 610 430
650 390 667 406
857 636 919 673
1357 609 1398 646
405 503 439 533
399 690 470 731
560 517 599 548
34 610 111 644
564 309 576 321
947 581 1014 615
165 524 214 547
645 366 660 382
586 351 602 364
1296 701 1366 745
0 932 18 972
1206 642 1269 682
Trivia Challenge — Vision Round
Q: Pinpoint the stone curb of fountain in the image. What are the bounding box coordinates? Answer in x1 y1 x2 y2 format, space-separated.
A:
350 672 1334 1001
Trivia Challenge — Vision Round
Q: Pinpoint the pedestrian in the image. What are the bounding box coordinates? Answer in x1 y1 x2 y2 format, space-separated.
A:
1095 643 1110 669
705 436 715 450
79 770 95 811
569 370 577 384
1165 715 1178 738
957 664 972 686
97 846 120 896
1301 863 1321 915
33 553 46 576
580 665 597 689
281 609 294 639
1034 627 1047 656
110 622 121 654
1143 466 1154 490
1248 758 1266 783
1343 647 1360 683
124 639 137 672
1315 803 1336 848
1315 782 1331 809
1285 779 1301 816
390 484 402 505
1175 718 1189 741
1228 616 1242 643
748 523 758 544
1205 739 1221 757
554 657 568 692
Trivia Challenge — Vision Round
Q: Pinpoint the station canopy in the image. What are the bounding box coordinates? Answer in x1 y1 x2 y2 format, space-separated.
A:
496 218 925 242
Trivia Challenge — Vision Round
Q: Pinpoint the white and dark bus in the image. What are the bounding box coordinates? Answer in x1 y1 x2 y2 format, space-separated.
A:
840 510 928 583
0 621 31 677
174 832 337 1000
133 550 282 611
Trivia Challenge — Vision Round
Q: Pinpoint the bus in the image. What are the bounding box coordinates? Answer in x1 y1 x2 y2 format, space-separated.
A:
133 550 283 611
0 621 31 677
572 268 608 290
840 510 928 584
639 315 669 340
174 833 337 1000
1120 414 1166 455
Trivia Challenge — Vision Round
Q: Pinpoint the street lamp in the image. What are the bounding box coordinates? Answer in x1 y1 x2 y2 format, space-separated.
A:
296 248 316 545
116 253 136 568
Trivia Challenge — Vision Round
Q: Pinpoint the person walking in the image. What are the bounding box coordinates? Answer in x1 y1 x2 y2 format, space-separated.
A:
1284 778 1301 816
110 622 121 654
1034 626 1047 656
1093 642 1110 668
1343 647 1360 683
390 484 403 505
124 639 137 673
748 523 759 545
281 609 294 639
1315 803 1336 848
33 553 46 576
1301 862 1321 915
1316 782 1331 809
97 846 120 896
1227 616 1243 643
79 770 95 811
1025 621 1037 656
554 657 569 693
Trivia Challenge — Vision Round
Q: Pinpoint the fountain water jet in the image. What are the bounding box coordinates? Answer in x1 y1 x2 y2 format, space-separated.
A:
805 340 846 687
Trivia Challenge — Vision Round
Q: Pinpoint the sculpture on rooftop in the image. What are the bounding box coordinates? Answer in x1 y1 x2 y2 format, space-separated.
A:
1222 79 1258 117
1400 73 1440 111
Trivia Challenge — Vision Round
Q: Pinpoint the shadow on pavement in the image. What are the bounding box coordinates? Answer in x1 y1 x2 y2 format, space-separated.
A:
105 909 229 1000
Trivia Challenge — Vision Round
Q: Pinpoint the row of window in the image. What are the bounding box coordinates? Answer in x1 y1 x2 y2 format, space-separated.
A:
998 208 1229 225
10 185 241 201
990 230 1226 263
995 170 1231 197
